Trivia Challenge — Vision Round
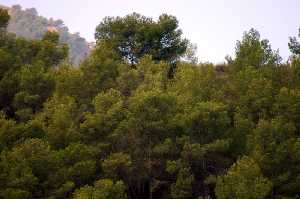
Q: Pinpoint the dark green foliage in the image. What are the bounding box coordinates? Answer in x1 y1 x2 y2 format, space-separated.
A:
289 28 300 56
0 8 9 29
95 13 188 66
0 7 300 199
0 25 67 118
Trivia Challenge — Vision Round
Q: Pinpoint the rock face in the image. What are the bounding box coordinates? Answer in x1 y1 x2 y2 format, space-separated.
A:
2 4 90 66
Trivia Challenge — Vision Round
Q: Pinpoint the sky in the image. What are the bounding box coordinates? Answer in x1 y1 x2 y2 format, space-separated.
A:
1 0 300 63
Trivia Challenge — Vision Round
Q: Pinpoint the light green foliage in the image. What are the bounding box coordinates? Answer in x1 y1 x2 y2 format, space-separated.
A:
36 94 80 148
134 56 169 92
73 179 127 199
234 28 281 70
127 90 178 142
78 48 120 101
0 139 52 198
273 87 300 128
55 64 86 103
13 64 55 120
228 66 277 121
247 118 296 167
246 118 300 195
0 113 26 150
171 167 194 199
80 89 125 142
116 63 140 96
93 89 123 113
37 31 69 67
153 138 174 155
102 152 132 178
229 113 254 155
171 63 224 104
215 156 272 199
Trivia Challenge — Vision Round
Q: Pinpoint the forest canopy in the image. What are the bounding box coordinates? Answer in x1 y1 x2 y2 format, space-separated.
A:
1 6 300 199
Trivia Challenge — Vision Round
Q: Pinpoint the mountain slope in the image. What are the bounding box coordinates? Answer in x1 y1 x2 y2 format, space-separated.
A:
2 4 90 65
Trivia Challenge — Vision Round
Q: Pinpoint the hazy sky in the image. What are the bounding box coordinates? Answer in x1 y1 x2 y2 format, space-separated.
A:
2 0 300 63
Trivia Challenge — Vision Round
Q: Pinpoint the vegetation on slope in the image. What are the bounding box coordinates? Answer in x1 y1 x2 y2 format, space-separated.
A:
1 4 90 65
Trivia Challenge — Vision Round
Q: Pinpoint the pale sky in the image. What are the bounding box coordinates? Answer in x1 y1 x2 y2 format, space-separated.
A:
2 0 300 63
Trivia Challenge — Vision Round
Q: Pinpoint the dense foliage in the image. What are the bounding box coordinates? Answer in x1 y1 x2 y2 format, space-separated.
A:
0 4 90 65
95 13 188 66
1 7 300 199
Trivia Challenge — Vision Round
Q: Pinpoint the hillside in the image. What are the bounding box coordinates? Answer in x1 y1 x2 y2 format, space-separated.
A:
1 4 90 65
